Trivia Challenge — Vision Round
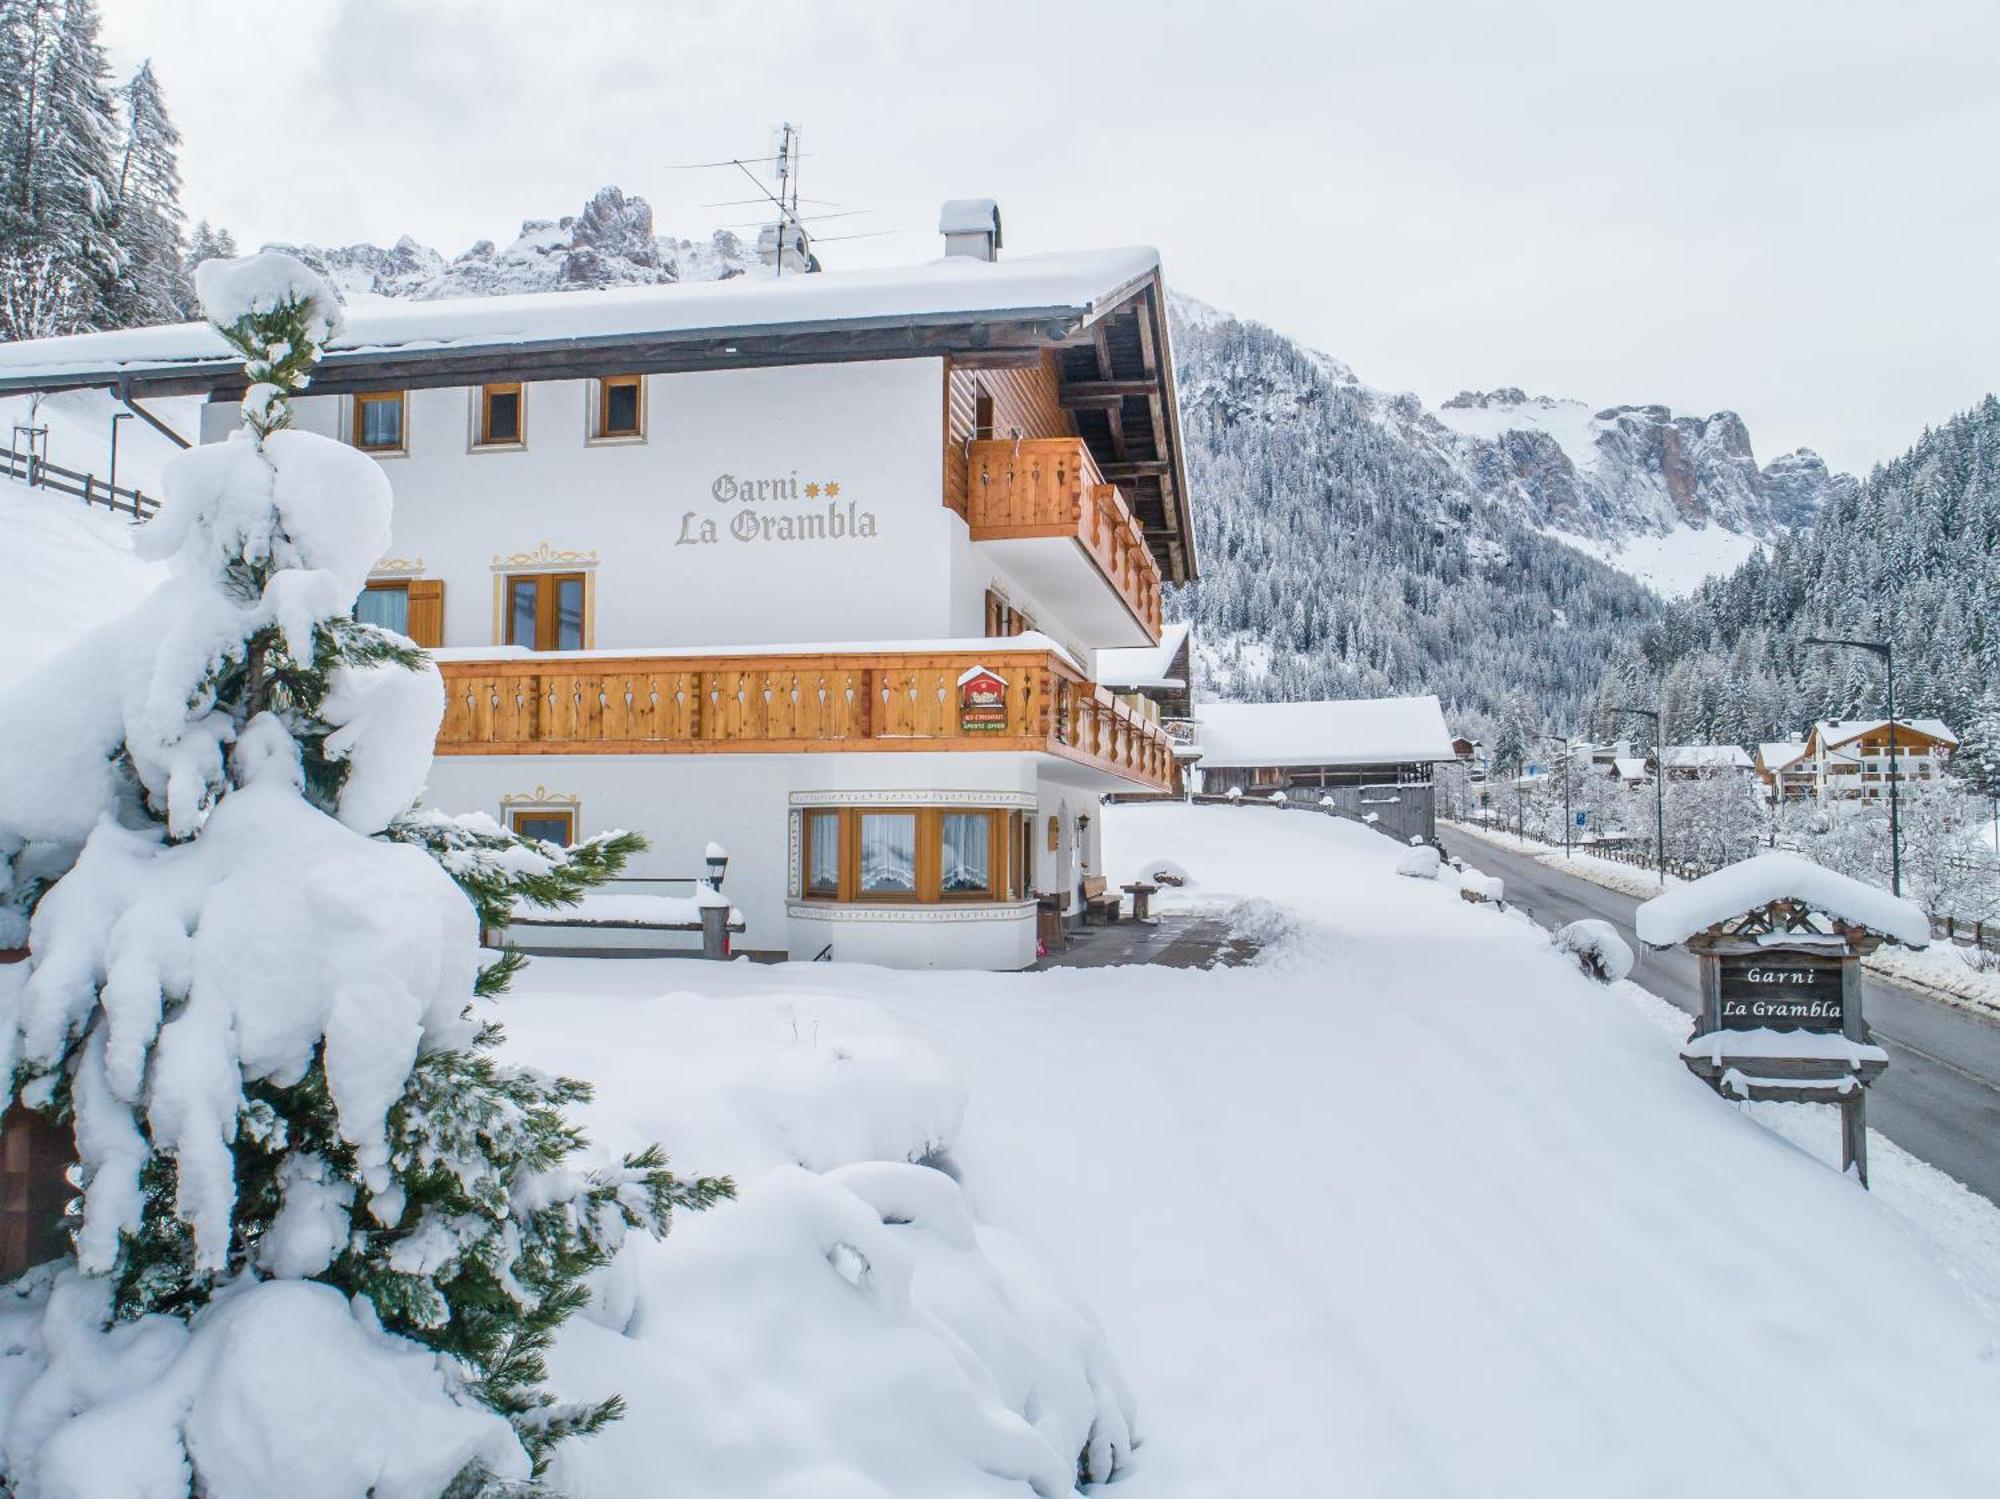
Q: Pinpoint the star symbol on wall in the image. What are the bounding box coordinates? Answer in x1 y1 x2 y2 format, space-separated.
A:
804 482 821 498
825 481 841 497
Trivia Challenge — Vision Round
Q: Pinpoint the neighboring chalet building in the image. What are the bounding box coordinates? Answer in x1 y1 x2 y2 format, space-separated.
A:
0 205 1194 969
1097 619 1199 792
1193 695 1457 843
1756 741 1813 803
1655 744 1756 781
1804 718 1958 804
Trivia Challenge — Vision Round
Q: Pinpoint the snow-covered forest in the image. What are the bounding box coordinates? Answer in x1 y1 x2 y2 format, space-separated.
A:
1604 396 2000 749
0 0 227 340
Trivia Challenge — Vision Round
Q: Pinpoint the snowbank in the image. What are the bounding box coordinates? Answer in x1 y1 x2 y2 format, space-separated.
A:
1635 852 1929 948
494 981 1134 1496
0 1275 526 1499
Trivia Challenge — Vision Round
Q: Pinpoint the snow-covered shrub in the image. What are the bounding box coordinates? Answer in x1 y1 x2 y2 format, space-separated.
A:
1270 790 1288 805
1141 857 1192 888
1458 870 1504 903
1224 786 1243 802
1551 919 1635 982
0 254 725 1493
1396 845 1442 879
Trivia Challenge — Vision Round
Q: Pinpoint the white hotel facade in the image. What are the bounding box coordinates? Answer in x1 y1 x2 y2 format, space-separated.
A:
0 206 1195 968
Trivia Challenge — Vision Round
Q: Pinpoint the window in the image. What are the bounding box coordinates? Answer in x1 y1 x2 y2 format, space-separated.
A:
939 812 991 896
804 810 841 898
505 572 586 651
352 391 406 452
478 382 523 447
508 808 575 845
357 580 409 634
355 579 445 647
595 375 644 439
984 587 1034 639
797 807 1023 903
973 385 995 441
858 812 918 896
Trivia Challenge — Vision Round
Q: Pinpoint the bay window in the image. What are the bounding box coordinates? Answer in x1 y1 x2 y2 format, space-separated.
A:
796 807 1027 903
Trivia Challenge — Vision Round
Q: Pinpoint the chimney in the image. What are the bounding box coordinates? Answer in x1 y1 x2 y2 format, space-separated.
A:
939 198 1002 262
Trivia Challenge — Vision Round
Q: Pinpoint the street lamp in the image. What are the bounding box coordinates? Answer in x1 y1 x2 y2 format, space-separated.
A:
1804 637 1901 897
1540 734 1575 858
1613 705 1666 885
704 841 729 891
109 411 133 500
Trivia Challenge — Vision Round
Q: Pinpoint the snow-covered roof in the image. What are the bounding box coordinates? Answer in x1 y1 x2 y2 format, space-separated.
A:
1811 718 1958 751
1633 853 1930 949
1097 621 1191 691
1660 744 1754 770
1193 695 1456 768
1613 757 1650 780
0 246 1162 393
1757 741 1808 772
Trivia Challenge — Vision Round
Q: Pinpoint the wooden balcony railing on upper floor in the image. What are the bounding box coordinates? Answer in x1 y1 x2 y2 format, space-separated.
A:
433 644 1177 794
965 437 1164 641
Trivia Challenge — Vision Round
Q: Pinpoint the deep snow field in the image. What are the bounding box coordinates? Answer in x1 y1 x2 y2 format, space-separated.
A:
499 803 2000 1497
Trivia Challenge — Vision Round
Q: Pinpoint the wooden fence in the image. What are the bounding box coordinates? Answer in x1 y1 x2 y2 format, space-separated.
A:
2 445 156 518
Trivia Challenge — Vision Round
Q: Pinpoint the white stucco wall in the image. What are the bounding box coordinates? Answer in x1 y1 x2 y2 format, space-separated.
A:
424 748 1104 970
206 358 1100 655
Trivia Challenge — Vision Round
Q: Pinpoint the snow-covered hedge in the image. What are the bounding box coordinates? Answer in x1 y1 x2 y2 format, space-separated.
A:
1551 919 1635 982
1395 845 1442 879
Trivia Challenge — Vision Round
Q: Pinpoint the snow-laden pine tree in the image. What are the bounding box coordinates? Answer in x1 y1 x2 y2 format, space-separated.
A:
0 253 727 1494
0 0 121 338
104 59 184 328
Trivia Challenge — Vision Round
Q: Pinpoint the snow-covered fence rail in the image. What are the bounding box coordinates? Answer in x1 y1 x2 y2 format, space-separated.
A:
1191 784 1436 845
1931 914 1999 955
1 444 156 518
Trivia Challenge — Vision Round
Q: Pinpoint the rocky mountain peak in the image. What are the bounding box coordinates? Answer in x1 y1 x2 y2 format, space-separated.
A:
261 186 764 304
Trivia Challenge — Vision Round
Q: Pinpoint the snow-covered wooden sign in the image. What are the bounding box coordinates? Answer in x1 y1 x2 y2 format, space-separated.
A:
1635 854 1925 1187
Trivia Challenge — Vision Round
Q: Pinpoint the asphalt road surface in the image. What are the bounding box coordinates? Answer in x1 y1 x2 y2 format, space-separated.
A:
1438 829 2000 1205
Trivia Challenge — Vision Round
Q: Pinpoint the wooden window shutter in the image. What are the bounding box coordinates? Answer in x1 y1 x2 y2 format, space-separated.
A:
406 579 445 647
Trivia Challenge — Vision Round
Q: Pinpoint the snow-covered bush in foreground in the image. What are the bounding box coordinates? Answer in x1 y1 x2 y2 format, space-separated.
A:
500 986 1137 1496
1551 919 1635 982
1395 845 1441 879
0 254 723 1495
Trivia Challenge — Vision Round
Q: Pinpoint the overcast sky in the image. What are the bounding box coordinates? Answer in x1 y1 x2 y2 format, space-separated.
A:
102 0 1998 474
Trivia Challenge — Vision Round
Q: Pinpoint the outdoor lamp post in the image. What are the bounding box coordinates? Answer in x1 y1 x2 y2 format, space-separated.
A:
1804 636 1901 897
108 411 132 500
704 842 729 891
1613 705 1666 886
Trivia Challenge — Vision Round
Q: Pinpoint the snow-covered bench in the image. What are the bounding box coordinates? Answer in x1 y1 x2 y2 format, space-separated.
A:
503 884 746 958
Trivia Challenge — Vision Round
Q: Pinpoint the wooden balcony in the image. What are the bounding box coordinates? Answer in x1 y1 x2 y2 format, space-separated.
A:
966 437 1164 646
435 645 1177 793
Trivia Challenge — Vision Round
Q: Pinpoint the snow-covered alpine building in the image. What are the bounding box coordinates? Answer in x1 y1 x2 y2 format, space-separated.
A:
0 206 1196 968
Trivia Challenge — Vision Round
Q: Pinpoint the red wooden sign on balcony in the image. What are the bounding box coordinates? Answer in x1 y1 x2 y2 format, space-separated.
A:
958 666 1009 734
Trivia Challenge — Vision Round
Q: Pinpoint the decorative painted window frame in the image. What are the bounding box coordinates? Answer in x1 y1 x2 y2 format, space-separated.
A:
490 543 600 647
500 784 582 842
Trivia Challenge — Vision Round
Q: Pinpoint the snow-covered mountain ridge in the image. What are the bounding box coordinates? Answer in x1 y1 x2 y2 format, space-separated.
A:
266 186 765 302
1168 293 1851 596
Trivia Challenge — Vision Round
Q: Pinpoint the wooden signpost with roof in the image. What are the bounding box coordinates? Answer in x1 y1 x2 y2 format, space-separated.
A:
1635 854 1928 1188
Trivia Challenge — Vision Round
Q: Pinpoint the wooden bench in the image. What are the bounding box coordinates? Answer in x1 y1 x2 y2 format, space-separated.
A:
1080 875 1122 925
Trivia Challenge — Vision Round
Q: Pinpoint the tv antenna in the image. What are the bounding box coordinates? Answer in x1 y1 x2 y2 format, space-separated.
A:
666 123 871 276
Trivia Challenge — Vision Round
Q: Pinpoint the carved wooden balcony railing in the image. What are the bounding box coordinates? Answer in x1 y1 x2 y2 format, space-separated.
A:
434 646 1177 793
966 437 1164 642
